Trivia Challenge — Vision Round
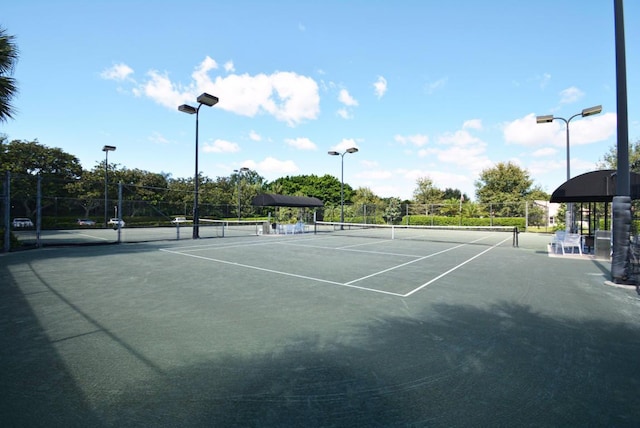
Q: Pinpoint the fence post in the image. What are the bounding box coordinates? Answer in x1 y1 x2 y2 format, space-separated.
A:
2 171 9 252
36 174 42 248
117 181 123 243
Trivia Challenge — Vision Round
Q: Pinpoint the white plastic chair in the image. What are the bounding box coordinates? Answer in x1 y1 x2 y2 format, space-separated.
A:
559 233 582 255
551 231 566 253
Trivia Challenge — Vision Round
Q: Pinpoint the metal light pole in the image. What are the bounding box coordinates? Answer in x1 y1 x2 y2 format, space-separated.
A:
102 145 116 228
328 147 358 226
178 93 219 239
234 167 250 221
536 105 602 232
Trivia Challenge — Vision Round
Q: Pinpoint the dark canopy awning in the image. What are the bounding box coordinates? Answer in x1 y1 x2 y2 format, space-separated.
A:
251 193 324 208
550 169 640 203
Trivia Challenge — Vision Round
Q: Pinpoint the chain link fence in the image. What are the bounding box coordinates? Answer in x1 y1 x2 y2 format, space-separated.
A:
3 172 565 251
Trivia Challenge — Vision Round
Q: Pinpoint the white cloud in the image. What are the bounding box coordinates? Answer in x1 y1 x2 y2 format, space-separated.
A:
503 112 616 147
203 139 240 153
148 132 169 145
539 72 551 89
425 77 448 94
337 108 352 119
100 63 134 81
224 61 235 73
532 147 557 157
559 86 584 104
503 113 553 147
373 76 387 99
134 70 187 108
192 56 219 90
569 112 617 145
244 156 300 178
338 89 358 106
248 130 261 142
358 169 393 180
331 138 360 153
395 134 429 147
462 119 482 131
127 57 320 127
285 137 317 150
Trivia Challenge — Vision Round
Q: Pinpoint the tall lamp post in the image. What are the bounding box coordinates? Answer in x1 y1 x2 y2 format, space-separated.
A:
102 145 116 228
328 147 359 225
536 104 602 232
178 93 219 239
234 167 250 221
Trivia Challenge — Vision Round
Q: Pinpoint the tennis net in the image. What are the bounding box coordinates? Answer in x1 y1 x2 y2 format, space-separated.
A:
198 219 268 238
313 221 519 246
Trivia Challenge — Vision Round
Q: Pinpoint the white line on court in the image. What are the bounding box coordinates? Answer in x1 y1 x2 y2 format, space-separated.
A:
159 248 406 297
76 233 112 241
345 244 467 286
277 241 427 258
339 233 506 287
402 235 512 297
337 240 394 250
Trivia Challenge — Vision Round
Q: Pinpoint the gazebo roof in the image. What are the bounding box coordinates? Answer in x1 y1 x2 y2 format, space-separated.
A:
251 193 324 208
550 169 640 203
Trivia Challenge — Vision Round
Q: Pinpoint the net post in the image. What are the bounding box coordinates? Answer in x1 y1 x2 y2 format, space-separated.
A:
513 227 519 247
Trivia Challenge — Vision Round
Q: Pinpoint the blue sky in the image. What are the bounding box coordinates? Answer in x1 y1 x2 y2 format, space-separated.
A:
2 1 639 201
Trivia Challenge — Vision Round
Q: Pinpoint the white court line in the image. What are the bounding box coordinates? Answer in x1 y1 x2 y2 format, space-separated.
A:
159 248 406 297
337 240 394 250
161 233 511 298
402 235 512 297
76 232 112 241
278 241 426 258
345 244 467 285
343 233 503 286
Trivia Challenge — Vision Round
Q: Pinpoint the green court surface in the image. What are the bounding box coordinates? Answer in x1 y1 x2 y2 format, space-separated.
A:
1 231 639 426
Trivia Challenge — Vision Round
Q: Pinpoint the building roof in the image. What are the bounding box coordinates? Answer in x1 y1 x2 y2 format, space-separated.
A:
251 193 324 208
550 169 640 203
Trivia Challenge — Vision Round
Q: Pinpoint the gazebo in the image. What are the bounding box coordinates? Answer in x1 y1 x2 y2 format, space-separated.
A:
251 193 324 233
549 169 640 252
251 194 324 208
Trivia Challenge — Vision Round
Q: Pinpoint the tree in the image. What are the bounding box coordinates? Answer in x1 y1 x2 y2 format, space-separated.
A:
475 161 534 217
442 187 468 202
384 197 403 224
598 138 640 172
0 26 19 123
412 177 443 204
2 139 83 217
267 174 345 205
64 167 104 218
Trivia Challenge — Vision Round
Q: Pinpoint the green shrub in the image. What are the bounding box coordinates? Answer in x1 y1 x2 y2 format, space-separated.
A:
403 215 525 229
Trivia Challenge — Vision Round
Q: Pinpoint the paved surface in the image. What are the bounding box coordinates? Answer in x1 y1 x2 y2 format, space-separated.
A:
1 232 639 427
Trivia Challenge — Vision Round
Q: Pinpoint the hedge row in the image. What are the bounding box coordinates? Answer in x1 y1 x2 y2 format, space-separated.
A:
403 215 526 229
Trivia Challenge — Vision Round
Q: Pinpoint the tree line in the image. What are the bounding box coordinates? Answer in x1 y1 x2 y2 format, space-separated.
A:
1 137 554 224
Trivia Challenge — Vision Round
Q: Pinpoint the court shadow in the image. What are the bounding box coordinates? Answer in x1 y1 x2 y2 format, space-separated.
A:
106 301 640 427
0 272 104 427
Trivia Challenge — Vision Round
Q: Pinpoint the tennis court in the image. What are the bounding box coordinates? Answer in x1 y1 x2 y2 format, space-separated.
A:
2 227 640 426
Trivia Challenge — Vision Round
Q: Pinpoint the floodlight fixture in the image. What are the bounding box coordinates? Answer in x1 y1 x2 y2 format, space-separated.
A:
178 104 197 114
102 145 117 228
535 104 603 232
582 105 602 117
196 93 219 107
328 147 359 225
536 115 554 124
178 92 220 238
